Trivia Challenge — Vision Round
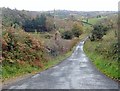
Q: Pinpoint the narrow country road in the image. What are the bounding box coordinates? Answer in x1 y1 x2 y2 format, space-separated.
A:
3 40 119 89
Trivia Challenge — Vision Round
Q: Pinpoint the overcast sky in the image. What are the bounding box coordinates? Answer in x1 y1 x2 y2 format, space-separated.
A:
0 0 119 11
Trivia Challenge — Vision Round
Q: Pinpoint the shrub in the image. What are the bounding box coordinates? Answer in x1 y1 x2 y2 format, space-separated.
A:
2 28 47 67
44 33 52 39
61 31 73 39
72 29 81 37
72 23 83 37
89 24 109 41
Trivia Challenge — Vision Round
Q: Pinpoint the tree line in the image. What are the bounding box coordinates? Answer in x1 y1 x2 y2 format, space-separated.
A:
22 14 48 32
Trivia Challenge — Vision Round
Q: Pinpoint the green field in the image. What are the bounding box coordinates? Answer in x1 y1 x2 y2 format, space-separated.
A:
88 16 107 25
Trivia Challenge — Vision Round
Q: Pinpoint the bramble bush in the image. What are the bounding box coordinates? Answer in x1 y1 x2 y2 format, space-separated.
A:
89 24 109 41
2 28 49 68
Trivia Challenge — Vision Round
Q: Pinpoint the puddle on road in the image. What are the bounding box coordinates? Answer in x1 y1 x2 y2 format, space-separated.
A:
15 83 28 89
51 72 61 77
32 74 40 78
79 63 87 68
69 58 79 61
79 58 88 62
81 53 86 57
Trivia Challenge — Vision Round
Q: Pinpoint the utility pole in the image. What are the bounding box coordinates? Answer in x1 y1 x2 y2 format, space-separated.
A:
54 9 57 40
54 9 56 30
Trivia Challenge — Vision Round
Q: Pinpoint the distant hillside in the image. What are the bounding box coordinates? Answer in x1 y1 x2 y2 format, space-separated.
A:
2 8 42 27
46 10 117 18
1 8 117 27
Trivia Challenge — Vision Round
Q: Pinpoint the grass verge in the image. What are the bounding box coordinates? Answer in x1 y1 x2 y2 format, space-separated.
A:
84 39 120 81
